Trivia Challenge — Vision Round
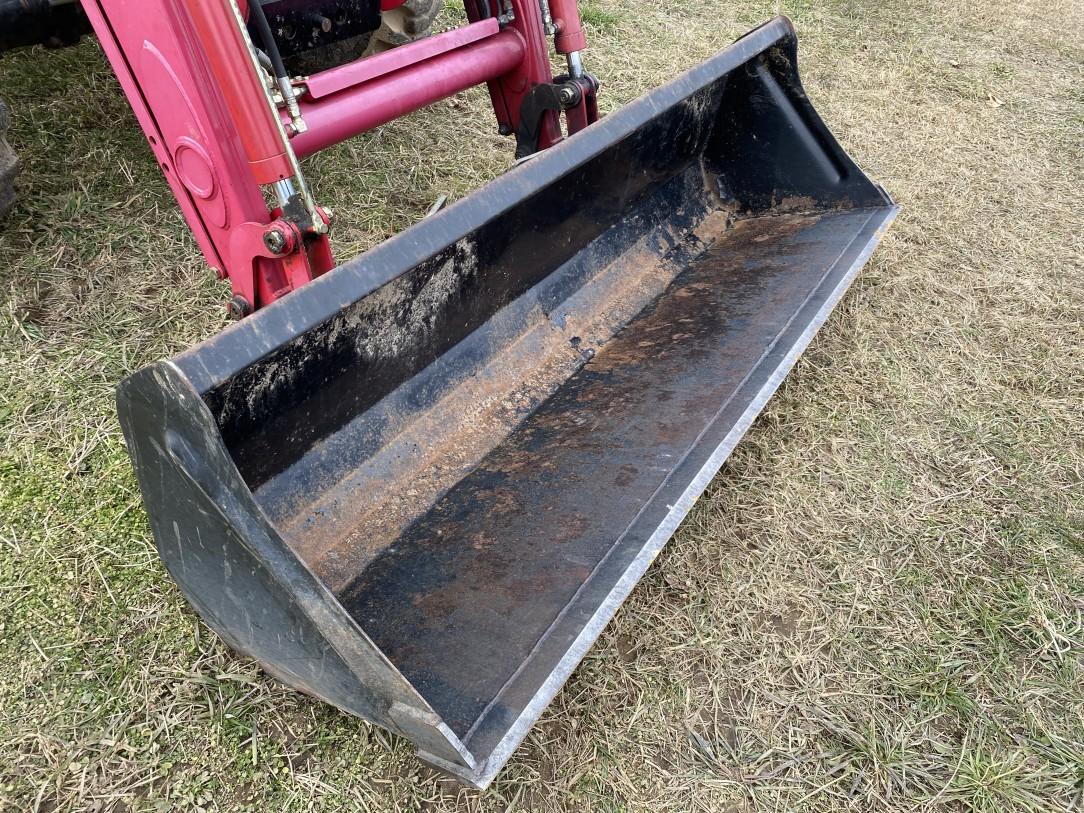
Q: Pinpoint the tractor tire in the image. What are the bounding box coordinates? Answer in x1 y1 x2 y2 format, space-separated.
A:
286 34 369 75
285 1 444 74
363 0 444 56
0 98 18 220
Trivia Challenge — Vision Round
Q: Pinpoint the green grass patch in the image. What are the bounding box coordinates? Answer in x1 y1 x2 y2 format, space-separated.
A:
2 0 1083 810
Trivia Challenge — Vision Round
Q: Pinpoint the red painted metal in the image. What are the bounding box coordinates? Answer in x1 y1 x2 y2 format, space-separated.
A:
304 18 501 99
288 29 525 159
76 0 594 312
78 0 333 311
380 0 408 9
549 0 586 53
78 0 231 274
563 75 598 136
228 215 326 301
464 0 561 149
181 0 293 184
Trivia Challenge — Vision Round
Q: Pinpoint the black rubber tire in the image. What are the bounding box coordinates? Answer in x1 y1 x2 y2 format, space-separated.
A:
285 32 373 75
285 0 444 74
364 0 445 55
0 98 18 220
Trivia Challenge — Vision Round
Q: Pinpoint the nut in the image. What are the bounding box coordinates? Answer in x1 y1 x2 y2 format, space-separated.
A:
228 295 252 320
263 228 289 255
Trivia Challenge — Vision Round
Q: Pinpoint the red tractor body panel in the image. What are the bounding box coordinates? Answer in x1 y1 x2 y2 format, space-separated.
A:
79 0 592 311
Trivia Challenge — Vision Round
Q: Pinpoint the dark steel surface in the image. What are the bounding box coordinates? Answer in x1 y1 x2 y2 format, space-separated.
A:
119 16 897 787
116 363 478 771
337 207 889 740
262 165 719 588
200 79 719 494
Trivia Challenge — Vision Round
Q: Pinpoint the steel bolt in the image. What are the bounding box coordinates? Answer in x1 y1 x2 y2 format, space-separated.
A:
228 295 252 320
558 85 579 107
263 228 289 255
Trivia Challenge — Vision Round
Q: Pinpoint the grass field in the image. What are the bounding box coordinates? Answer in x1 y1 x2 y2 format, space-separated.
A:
1 0 1082 810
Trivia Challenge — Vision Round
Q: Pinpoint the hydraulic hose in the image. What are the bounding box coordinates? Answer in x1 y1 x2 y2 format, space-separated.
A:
246 0 305 133
246 0 290 82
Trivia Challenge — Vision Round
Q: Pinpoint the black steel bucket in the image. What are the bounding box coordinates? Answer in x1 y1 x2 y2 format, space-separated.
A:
118 16 897 787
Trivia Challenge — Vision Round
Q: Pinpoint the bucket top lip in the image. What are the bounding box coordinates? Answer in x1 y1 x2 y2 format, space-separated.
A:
165 16 800 395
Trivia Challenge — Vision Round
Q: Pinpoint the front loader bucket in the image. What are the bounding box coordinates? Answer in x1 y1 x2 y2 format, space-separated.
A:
118 17 896 787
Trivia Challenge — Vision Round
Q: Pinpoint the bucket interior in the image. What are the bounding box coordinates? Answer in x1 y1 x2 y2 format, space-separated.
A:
185 31 896 765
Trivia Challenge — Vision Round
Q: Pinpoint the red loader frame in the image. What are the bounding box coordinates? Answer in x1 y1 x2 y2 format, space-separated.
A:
80 0 597 315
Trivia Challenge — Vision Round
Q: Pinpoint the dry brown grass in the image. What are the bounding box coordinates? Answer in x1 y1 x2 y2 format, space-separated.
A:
1 0 1083 810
